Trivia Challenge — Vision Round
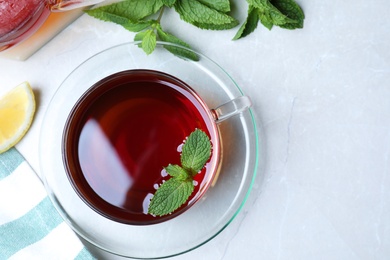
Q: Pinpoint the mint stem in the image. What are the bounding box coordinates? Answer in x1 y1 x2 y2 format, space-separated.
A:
157 6 165 23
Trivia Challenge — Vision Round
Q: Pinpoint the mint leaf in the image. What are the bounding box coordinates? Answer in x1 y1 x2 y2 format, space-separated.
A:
85 0 163 23
197 0 231 13
174 0 238 30
252 0 303 27
181 129 212 174
165 164 190 181
156 25 199 61
263 3 293 26
122 20 154 32
162 0 177 7
134 29 157 54
235 0 304 39
148 178 194 216
270 0 304 29
247 0 268 9
233 5 259 40
258 9 274 30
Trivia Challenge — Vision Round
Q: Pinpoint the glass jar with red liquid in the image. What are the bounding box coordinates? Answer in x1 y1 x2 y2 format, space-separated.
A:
0 0 106 51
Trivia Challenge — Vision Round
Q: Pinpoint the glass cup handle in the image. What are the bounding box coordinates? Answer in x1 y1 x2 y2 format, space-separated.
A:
48 0 108 11
212 96 252 124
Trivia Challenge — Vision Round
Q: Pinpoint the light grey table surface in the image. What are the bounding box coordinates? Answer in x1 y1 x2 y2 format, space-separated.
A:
1 1 389 259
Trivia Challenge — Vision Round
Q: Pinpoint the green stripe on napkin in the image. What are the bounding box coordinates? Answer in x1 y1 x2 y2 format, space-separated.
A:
0 197 63 259
0 148 24 180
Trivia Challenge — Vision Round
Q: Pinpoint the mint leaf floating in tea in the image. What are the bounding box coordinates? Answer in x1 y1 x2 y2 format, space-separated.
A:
148 129 212 216
148 178 194 217
165 164 191 181
181 128 212 174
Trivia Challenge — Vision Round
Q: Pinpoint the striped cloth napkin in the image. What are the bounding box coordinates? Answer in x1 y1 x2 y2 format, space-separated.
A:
0 148 95 260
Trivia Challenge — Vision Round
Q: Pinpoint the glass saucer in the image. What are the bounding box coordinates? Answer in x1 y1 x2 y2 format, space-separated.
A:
39 42 261 259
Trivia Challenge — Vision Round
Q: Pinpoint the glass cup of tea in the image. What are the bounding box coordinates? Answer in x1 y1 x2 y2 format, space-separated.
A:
62 69 252 225
0 0 106 51
39 42 261 258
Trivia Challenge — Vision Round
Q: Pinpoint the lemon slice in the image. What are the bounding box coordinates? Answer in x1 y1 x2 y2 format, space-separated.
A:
0 82 35 154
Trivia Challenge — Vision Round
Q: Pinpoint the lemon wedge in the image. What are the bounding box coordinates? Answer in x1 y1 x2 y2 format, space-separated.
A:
0 82 36 154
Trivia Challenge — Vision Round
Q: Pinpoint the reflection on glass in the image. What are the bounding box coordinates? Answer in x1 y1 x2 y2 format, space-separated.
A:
79 119 133 208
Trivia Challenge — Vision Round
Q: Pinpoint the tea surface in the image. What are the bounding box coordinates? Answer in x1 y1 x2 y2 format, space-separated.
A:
64 70 218 224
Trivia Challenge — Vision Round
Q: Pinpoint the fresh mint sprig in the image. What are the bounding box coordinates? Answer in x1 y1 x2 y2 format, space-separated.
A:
85 0 304 56
85 0 237 60
148 129 212 217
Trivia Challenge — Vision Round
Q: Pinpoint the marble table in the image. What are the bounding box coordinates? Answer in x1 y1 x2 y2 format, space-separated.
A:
1 0 389 259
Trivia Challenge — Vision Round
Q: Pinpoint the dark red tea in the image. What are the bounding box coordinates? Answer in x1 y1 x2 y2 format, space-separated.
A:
63 70 220 225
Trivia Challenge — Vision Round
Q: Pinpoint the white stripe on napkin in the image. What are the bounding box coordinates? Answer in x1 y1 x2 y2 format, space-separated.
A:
9 222 85 260
0 162 46 225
